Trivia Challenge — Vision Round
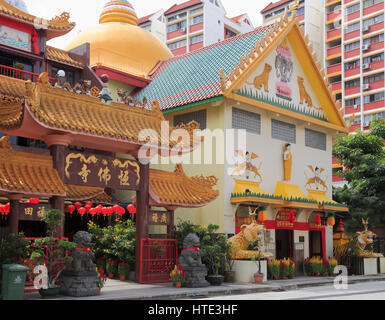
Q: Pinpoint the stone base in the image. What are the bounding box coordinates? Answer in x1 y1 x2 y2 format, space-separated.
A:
232 260 267 283
378 257 385 274
183 266 209 288
60 272 99 297
363 258 378 275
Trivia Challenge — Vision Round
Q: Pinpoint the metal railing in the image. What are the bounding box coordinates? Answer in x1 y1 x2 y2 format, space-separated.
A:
0 64 55 84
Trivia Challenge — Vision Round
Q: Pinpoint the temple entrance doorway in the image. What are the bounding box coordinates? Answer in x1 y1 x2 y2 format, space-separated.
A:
309 230 323 258
275 229 294 259
18 220 46 238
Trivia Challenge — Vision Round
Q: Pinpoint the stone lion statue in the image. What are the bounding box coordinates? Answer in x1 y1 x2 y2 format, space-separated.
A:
178 233 205 267
68 231 96 273
227 223 274 260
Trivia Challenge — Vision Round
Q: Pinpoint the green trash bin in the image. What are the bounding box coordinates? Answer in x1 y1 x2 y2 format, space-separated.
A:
2 264 29 300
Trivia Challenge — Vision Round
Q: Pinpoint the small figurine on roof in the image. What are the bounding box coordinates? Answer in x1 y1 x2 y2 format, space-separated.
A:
98 74 112 104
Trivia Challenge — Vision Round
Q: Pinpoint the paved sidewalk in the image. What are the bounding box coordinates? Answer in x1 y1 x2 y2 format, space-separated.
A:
23 274 385 300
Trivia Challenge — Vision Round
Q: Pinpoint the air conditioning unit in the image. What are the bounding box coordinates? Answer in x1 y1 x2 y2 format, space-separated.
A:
363 121 370 127
362 44 369 51
363 25 370 32
362 63 370 70
181 27 186 33
353 104 358 110
362 83 370 90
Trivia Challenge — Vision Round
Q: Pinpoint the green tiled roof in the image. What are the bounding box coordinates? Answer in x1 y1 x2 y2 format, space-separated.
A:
135 26 270 111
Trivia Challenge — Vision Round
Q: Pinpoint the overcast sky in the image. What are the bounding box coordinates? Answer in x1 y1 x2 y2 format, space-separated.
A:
23 0 270 49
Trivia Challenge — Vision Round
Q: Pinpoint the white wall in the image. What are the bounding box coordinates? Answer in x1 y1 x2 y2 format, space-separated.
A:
304 0 324 63
150 9 166 43
203 0 226 46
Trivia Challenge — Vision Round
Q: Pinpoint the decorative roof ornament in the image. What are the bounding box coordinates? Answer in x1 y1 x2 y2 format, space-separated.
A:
99 0 138 26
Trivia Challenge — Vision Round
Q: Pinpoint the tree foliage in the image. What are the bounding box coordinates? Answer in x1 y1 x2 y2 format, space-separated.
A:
333 117 385 230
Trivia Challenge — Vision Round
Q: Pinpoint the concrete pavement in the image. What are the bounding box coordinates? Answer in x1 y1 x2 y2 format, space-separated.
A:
23 274 385 300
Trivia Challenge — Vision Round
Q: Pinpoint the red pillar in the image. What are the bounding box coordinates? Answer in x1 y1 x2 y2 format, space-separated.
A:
135 161 150 283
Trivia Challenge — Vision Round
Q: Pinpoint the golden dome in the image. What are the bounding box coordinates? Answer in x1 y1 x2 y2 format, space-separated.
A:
65 1 172 78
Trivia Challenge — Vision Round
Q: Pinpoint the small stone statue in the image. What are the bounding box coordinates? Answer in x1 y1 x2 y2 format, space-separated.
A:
178 233 209 288
98 74 112 104
60 231 99 297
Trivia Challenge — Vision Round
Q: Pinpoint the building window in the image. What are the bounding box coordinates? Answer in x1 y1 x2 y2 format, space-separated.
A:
364 92 384 103
232 107 261 135
305 129 327 151
363 33 384 46
345 116 361 126
167 39 187 50
363 0 383 8
167 20 187 33
344 40 360 52
50 66 75 86
190 7 203 16
364 111 385 124
344 21 360 34
363 52 384 64
271 119 296 143
174 109 207 130
345 97 361 106
297 7 305 15
167 12 187 23
190 14 203 25
363 14 384 28
344 59 360 70
345 3 360 15
345 78 360 89
190 34 203 45
225 28 237 38
364 72 384 84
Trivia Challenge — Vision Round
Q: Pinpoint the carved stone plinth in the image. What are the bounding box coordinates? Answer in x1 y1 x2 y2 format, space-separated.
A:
60 271 99 297
183 266 209 288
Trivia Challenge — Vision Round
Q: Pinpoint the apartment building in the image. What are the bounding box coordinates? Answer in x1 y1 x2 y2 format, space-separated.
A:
261 0 324 61
138 0 254 56
138 9 167 43
324 0 384 186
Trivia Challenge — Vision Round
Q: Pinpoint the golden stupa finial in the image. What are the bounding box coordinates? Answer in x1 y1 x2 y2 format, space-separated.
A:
99 0 138 26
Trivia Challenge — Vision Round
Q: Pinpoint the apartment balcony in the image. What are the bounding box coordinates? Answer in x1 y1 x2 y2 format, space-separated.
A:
345 66 360 78
331 81 342 92
344 29 360 41
365 79 385 91
344 0 356 5
326 10 342 22
332 174 344 183
344 104 361 115
364 60 385 73
345 85 361 96
363 21 385 35
190 22 203 33
366 41 385 52
0 64 54 84
345 48 360 59
346 11 360 22
189 41 203 52
167 29 188 41
326 28 341 40
327 44 342 57
364 100 385 112
327 63 342 75
363 1 384 16
171 46 187 56
349 122 361 132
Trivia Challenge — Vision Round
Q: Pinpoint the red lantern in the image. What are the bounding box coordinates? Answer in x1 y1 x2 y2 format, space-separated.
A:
102 207 108 216
89 208 97 216
314 213 321 225
117 206 125 216
107 207 114 215
85 204 92 213
67 205 76 214
113 205 120 213
29 198 39 204
96 205 103 214
85 201 93 207
289 211 295 223
127 204 136 214
78 207 86 216
74 202 82 209
4 203 9 214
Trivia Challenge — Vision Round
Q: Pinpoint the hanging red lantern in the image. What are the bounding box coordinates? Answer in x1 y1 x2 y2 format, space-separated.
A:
85 201 93 207
107 207 114 215
89 208 97 216
29 198 39 204
96 205 103 214
314 213 321 225
74 202 82 209
4 203 9 214
127 204 136 214
84 204 92 213
117 206 125 216
113 205 120 213
289 211 296 223
67 205 76 214
78 207 86 216
327 213 335 226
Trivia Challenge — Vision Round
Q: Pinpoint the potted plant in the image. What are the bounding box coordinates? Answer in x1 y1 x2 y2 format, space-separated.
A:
224 242 235 283
327 258 338 276
201 233 227 286
250 252 264 284
267 259 280 280
170 265 185 288
97 267 107 294
286 259 297 279
30 209 76 297
118 261 129 281
309 256 322 276
106 259 118 279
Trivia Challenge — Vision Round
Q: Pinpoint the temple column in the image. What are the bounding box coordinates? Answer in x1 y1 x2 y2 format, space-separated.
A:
167 210 175 238
44 135 72 238
8 195 23 235
135 161 150 283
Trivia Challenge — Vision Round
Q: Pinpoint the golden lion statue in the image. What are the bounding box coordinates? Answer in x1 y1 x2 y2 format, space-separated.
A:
246 63 272 93
334 218 383 259
227 222 273 260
